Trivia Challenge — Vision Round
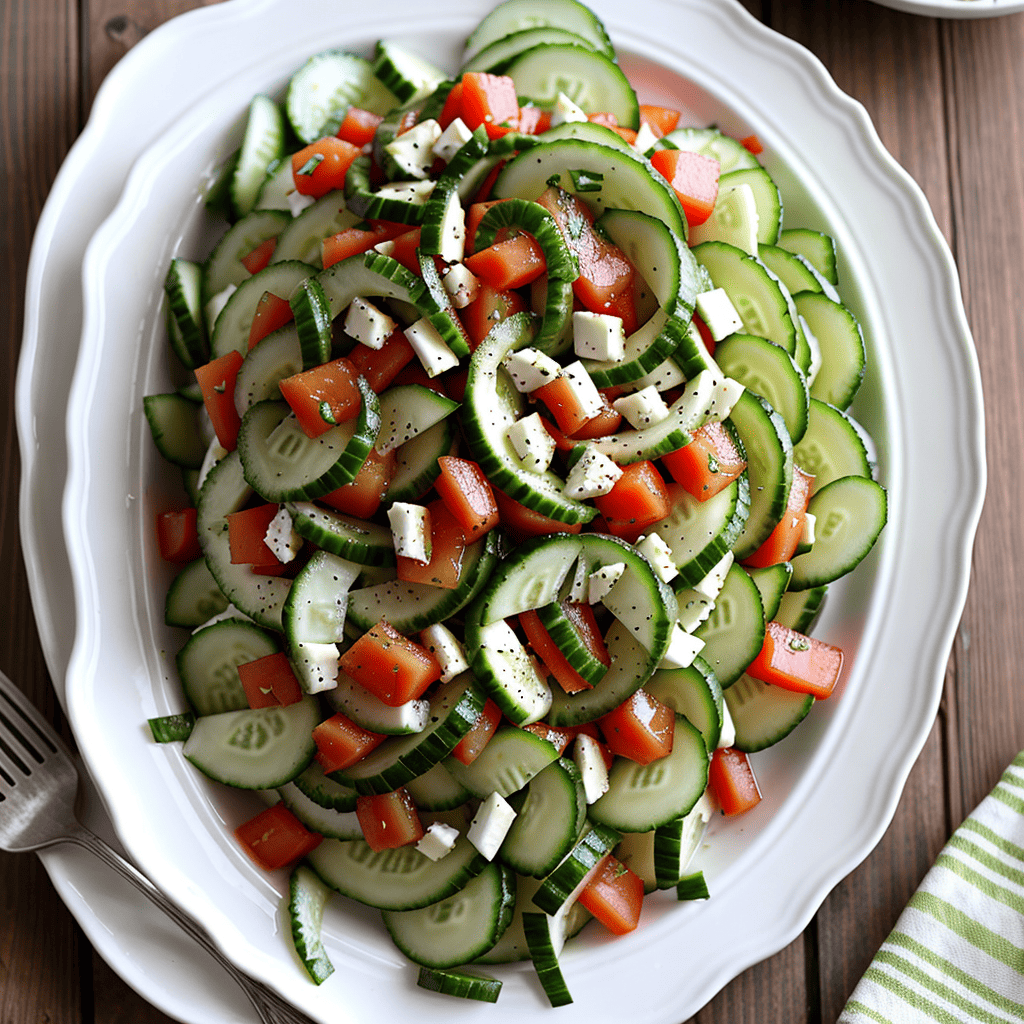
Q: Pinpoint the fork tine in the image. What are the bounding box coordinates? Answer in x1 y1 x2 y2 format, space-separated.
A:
0 674 61 763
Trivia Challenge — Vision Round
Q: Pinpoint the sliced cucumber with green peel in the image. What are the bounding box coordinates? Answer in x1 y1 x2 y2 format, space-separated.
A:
776 584 828 633
164 258 208 368
655 126 760 173
324 672 429 736
287 501 394 566
531 823 620 914
283 549 359 648
271 192 359 269
144 393 206 469
645 658 724 752
383 417 456 503
375 384 460 456
779 227 838 285
277 782 363 840
492 118 634 157
462 26 598 73
692 562 766 689
404 761 470 811
288 277 334 369
164 557 230 629
465 618 553 726
792 399 874 492
795 291 866 411
372 40 448 105
725 673 814 752
417 967 502 1002
202 208 290 304
758 243 823 297
536 599 608 686
234 325 304 416
291 760 358 812
523 912 573 1007
232 94 286 218
253 158 293 212
444 725 560 799
718 165 783 246
287 865 335 985
182 696 318 789
748 561 793 623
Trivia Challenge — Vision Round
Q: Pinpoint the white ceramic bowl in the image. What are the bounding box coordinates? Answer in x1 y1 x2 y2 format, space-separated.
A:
871 0 1024 18
64 1 984 1020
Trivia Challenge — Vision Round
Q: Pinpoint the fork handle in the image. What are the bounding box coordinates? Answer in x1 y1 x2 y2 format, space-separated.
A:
62 822 318 1024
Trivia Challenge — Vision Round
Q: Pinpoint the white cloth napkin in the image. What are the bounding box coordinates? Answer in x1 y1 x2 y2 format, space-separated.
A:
839 752 1024 1022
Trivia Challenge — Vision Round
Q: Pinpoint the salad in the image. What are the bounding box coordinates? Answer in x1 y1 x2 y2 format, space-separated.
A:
144 0 887 1007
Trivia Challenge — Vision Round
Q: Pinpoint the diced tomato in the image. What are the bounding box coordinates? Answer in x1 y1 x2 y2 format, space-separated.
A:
747 620 844 700
385 227 423 275
742 466 814 568
236 651 303 709
568 394 623 440
638 103 681 137
155 508 202 563
740 133 764 155
533 373 597 438
460 72 520 138
464 233 546 291
470 158 505 203
539 415 577 452
319 447 396 519
194 349 244 451
337 107 384 147
438 81 464 129
516 105 549 134
313 711 387 773
248 291 294 350
536 186 638 334
521 721 574 756
708 747 762 816
450 698 503 766
519 609 592 694
693 311 716 356
578 854 644 935
390 361 449 395
435 456 499 539
648 148 720 227
460 283 527 349
396 500 468 590
355 788 424 851
599 688 674 764
226 503 283 568
593 461 671 534
465 199 510 255
587 111 619 128
322 220 409 269
661 422 748 501
291 136 361 198
494 488 584 540
339 619 442 707
240 237 277 275
235 803 322 870
277 357 362 438
347 329 416 393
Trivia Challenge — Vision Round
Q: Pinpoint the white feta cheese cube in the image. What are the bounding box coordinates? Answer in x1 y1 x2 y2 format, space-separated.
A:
405 317 460 377
718 698 736 749
572 311 626 362
588 562 625 605
287 189 316 218
634 532 678 584
506 412 557 473
344 297 397 351
467 792 517 860
292 641 339 693
416 821 460 861
384 118 442 179
676 591 714 633
695 288 744 342
694 551 734 600
632 121 660 156
658 624 705 669
801 511 817 549
441 262 480 309
264 506 302 564
550 91 588 126
420 622 469 683
613 385 671 429
432 116 474 163
502 346 562 393
707 377 745 421
204 283 236 335
563 446 623 499
574 734 610 804
435 188 466 263
373 238 396 257
560 361 604 420
387 502 432 563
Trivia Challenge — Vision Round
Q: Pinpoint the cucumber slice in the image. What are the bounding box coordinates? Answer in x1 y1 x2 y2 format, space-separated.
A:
417 967 502 1003
776 584 828 633
253 157 294 212
404 761 470 811
277 782 363 840
164 258 208 368
384 862 516 968
531 823 620 914
202 209 290 304
492 118 634 158
466 618 553 726
589 716 709 832
778 227 839 285
535 599 608 686
758 243 822 297
463 0 614 64
462 26 597 73
287 865 335 984
503 44 639 130
288 277 333 369
283 548 359 646
692 563 766 689
372 40 448 105
309 831 489 911
795 291 866 411
290 760 358 812
523 912 573 1007
287 502 394 567
383 417 456 503
164 557 230 628
725 673 814 752
232 94 286 218
644 657 724 752
719 166 783 246
444 725 560 799
375 384 460 456
144 393 207 469
176 618 280 715
656 126 760 173
323 672 429 736
793 399 874 493
286 50 397 144
182 695 318 788
748 561 793 623
789 476 887 590
234 325 304 416
147 712 196 744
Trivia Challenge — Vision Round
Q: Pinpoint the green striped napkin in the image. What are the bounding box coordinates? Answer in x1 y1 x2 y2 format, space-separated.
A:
839 752 1024 1022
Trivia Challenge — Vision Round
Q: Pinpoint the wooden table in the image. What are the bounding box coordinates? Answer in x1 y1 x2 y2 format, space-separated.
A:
1 0 1017 1020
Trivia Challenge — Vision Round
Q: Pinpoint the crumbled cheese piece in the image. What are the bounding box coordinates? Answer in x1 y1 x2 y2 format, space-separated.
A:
676 591 714 633
550 91 588 126
432 117 474 163
264 506 302 564
634 533 678 584
573 734 610 804
707 377 745 421
573 311 626 362
588 562 625 605
416 821 460 861
420 622 469 683
502 346 562 393
344 297 397 351
658 625 705 669
405 317 460 377
204 283 236 335
292 641 339 693
384 118 442 178
560 361 604 421
287 190 316 218
718 698 736 749
632 121 660 156
435 188 466 263
506 412 556 473
387 502 432 563
694 551 734 600
441 262 480 309
467 792 517 860
613 385 671 429
695 288 744 342
564 446 623 499
801 511 817 550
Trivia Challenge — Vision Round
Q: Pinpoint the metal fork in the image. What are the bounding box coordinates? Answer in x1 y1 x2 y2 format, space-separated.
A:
0 670 320 1024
